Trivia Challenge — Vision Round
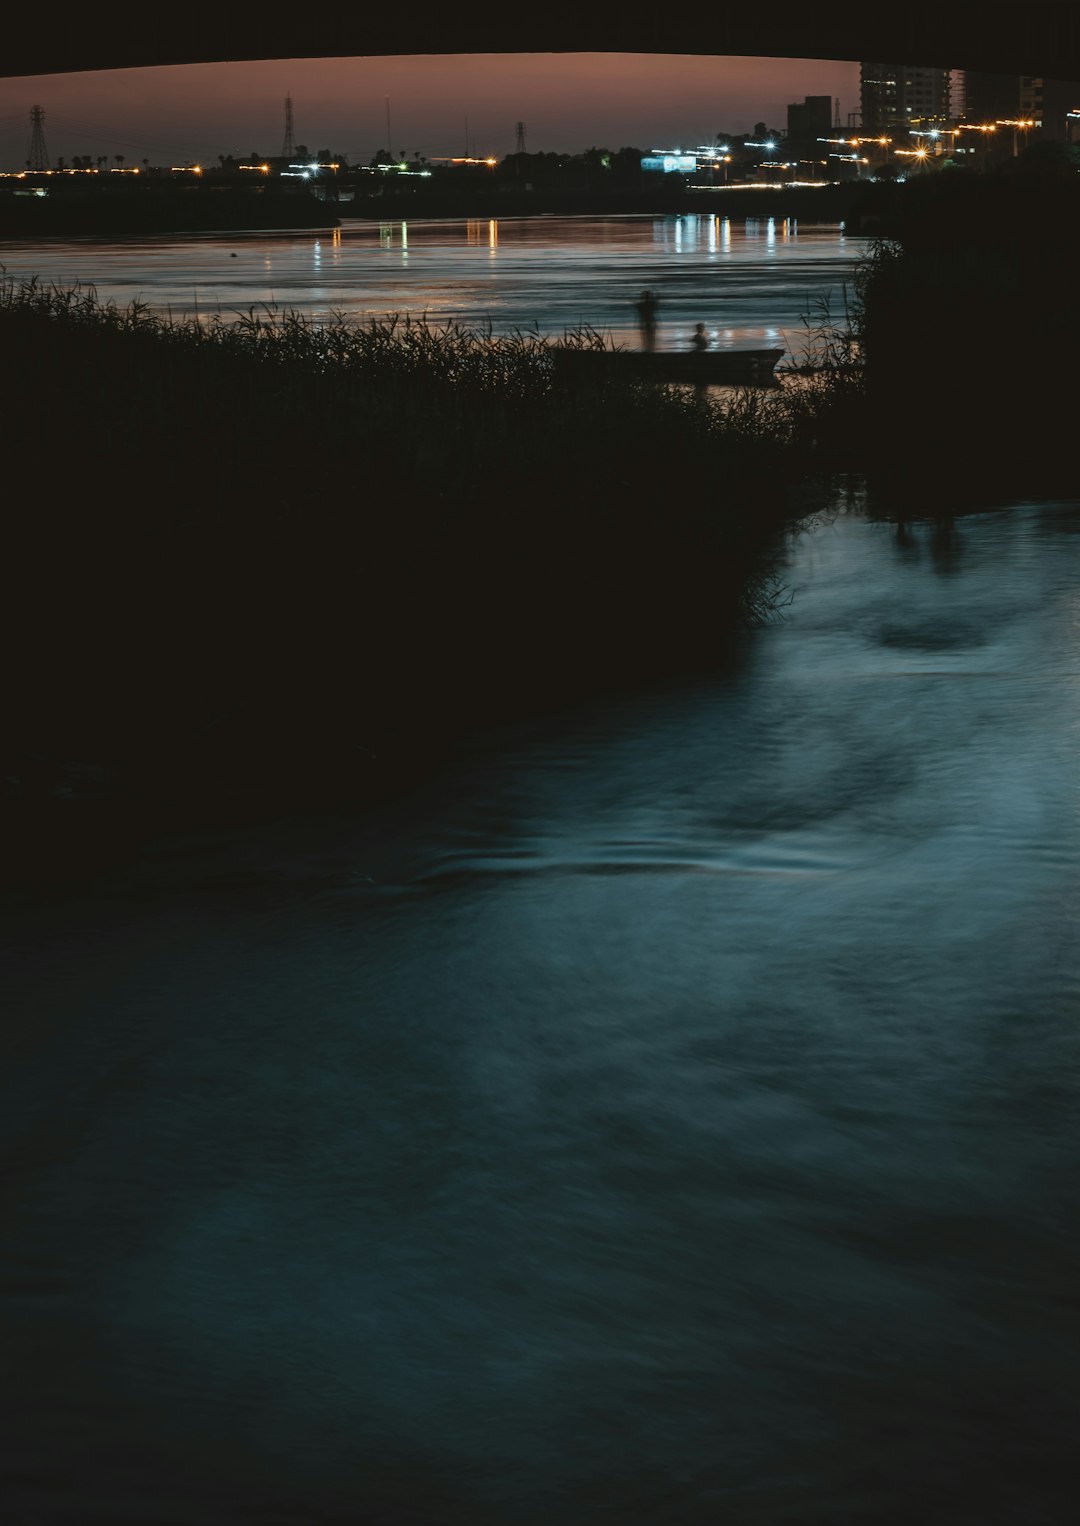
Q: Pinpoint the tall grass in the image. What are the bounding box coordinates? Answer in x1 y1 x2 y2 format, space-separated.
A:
6 273 848 829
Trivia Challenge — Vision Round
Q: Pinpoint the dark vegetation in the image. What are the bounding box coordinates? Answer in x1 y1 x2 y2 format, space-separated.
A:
0 172 904 237
3 162 1077 882
2 277 841 882
848 163 1080 505
0 189 334 235
338 182 888 224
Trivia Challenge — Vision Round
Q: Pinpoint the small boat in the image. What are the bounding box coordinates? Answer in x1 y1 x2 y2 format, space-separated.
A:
550 346 785 387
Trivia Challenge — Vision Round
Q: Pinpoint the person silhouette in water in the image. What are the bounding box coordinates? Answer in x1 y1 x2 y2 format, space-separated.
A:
690 323 710 400
635 289 659 350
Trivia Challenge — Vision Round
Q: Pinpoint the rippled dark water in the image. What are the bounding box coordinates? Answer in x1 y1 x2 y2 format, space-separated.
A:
5 502 1080 1524
0 214 855 353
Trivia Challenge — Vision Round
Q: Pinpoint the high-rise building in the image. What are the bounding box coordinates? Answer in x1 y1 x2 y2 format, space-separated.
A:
860 63 952 136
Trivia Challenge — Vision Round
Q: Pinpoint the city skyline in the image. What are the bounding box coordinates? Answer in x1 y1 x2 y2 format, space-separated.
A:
0 53 860 168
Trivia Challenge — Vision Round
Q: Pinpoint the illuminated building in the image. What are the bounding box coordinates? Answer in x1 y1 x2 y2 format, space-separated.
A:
860 63 951 136
641 153 697 174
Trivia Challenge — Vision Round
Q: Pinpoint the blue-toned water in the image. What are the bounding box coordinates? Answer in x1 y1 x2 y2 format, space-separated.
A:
4 500 1080 1524
0 213 857 356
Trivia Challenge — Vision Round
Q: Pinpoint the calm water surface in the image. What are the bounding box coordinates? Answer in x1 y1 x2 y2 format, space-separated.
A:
5 501 1080 1524
0 214 858 354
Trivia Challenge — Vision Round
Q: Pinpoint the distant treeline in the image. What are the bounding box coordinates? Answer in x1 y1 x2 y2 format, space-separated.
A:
0 188 335 235
0 178 886 236
7 164 1073 238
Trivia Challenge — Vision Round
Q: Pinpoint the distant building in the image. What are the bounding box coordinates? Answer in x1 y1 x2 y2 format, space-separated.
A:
959 71 1080 142
1030 76 1080 141
860 63 952 135
640 153 696 174
960 71 1022 123
786 95 832 144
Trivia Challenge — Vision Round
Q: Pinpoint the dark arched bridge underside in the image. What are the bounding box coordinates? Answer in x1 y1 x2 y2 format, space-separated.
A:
4 4 1080 81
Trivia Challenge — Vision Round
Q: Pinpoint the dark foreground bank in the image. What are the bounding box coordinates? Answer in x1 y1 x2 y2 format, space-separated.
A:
3 281 838 887
6 159 1078 887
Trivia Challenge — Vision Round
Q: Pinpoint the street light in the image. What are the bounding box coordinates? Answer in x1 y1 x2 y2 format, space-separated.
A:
996 118 1036 157
895 147 931 175
909 128 947 157
953 123 998 162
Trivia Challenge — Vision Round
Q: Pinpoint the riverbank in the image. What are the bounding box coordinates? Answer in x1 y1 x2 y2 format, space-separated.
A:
0 188 336 235
4 162 1075 242
6 158 1077 889
3 281 838 890
0 178 895 237
339 181 891 226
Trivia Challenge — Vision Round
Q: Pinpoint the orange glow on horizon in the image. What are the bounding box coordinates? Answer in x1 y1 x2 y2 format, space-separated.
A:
0 53 861 167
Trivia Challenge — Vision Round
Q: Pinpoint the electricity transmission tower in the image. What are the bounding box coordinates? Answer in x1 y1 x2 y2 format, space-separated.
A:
28 105 49 170
515 121 527 154
282 94 296 159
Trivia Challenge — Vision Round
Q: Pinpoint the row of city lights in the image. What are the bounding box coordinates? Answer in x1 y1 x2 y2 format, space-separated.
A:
659 120 1049 174
0 166 144 177
9 118 1074 183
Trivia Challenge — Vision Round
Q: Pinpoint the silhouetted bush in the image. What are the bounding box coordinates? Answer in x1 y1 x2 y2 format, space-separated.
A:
850 169 1080 503
3 277 826 847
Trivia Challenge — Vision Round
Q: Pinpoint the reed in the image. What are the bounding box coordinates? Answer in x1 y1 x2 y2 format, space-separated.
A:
2 275 815 831
7 215 1073 866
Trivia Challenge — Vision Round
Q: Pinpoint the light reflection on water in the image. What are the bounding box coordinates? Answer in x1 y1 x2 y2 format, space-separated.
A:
4 503 1080 1524
0 213 855 355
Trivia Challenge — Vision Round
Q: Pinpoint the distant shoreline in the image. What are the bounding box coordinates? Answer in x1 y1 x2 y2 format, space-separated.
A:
0 182 892 238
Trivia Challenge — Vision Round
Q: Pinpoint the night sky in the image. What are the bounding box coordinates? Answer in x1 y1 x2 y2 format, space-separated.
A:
0 53 859 168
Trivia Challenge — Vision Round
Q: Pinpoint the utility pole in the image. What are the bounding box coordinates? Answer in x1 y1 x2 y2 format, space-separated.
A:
515 121 527 154
28 104 49 171
385 97 393 159
282 94 295 159
465 115 470 159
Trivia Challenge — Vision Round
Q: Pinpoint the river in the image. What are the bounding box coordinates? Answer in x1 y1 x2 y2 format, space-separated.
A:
0 212 857 356
4 497 1080 1524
